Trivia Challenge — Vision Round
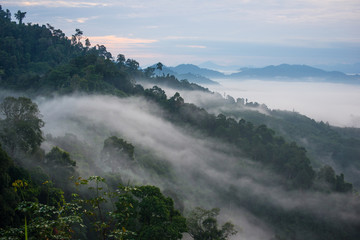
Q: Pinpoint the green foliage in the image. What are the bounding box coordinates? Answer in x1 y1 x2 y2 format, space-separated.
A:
45 133 98 177
0 200 83 240
46 147 76 167
142 74 209 91
44 147 77 191
103 136 135 160
0 97 44 156
72 177 187 240
114 185 187 240
0 9 136 95
221 102 360 188
41 53 132 95
73 176 111 239
0 150 18 227
334 173 353 193
136 150 173 179
144 90 316 189
187 207 237 240
101 136 135 173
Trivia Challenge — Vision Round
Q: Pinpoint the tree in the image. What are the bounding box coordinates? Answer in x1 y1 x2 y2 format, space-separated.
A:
115 185 187 240
85 38 91 48
318 165 336 186
97 44 112 59
156 62 163 71
317 165 352 193
0 6 11 21
187 207 237 240
0 97 44 155
116 54 126 65
168 92 184 110
144 67 155 78
335 173 353 193
126 59 140 72
45 146 76 167
14 10 26 24
101 136 135 172
44 147 77 189
71 28 83 46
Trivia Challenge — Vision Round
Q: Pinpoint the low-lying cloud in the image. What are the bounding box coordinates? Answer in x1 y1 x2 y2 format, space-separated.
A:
208 79 360 128
160 79 360 128
32 93 360 239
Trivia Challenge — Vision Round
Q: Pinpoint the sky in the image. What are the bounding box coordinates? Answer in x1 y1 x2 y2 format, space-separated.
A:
3 0 360 68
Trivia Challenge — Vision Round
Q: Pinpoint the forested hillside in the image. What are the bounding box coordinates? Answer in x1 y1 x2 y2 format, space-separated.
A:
164 90 360 188
0 6 359 240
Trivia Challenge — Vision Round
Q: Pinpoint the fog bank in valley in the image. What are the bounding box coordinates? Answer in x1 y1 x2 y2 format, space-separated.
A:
37 94 275 239
205 80 360 128
33 94 360 240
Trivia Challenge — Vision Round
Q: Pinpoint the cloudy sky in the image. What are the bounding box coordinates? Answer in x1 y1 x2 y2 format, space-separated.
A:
3 0 360 67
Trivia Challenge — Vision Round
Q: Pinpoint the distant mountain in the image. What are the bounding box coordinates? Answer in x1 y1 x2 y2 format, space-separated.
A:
152 63 360 84
198 61 241 73
314 63 360 74
152 64 219 85
169 64 225 78
230 64 360 83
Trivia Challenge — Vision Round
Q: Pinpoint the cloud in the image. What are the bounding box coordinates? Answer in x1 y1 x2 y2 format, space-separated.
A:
86 35 158 58
3 0 358 67
180 45 207 49
160 80 360 128
36 94 279 237
64 16 98 23
3 0 110 8
164 36 200 40
30 93 360 239
80 35 161 64
89 35 157 47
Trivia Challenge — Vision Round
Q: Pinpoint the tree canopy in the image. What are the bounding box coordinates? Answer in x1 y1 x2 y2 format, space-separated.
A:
114 185 187 240
187 207 237 240
0 97 44 155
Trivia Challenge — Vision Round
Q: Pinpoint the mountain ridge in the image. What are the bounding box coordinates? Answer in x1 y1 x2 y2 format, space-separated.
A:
231 63 359 82
158 63 360 84
151 64 220 85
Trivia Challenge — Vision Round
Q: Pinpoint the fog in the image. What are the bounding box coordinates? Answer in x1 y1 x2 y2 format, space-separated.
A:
37 94 275 239
203 79 360 128
32 94 359 239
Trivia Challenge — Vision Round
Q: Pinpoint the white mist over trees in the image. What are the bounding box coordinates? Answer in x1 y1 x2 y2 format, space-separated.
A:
35 94 360 239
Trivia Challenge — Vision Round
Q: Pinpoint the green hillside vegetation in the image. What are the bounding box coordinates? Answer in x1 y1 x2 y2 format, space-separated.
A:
197 96 360 188
0 6 359 240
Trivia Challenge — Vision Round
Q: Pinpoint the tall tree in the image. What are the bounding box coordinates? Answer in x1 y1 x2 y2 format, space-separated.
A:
116 54 126 65
156 62 163 71
0 97 44 155
71 28 83 46
14 10 26 24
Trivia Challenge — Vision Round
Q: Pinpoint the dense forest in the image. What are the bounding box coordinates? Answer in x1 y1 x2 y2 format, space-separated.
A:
0 6 359 240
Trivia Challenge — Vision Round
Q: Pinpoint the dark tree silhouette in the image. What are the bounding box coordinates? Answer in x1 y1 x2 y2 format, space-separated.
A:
14 10 26 24
156 62 163 71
